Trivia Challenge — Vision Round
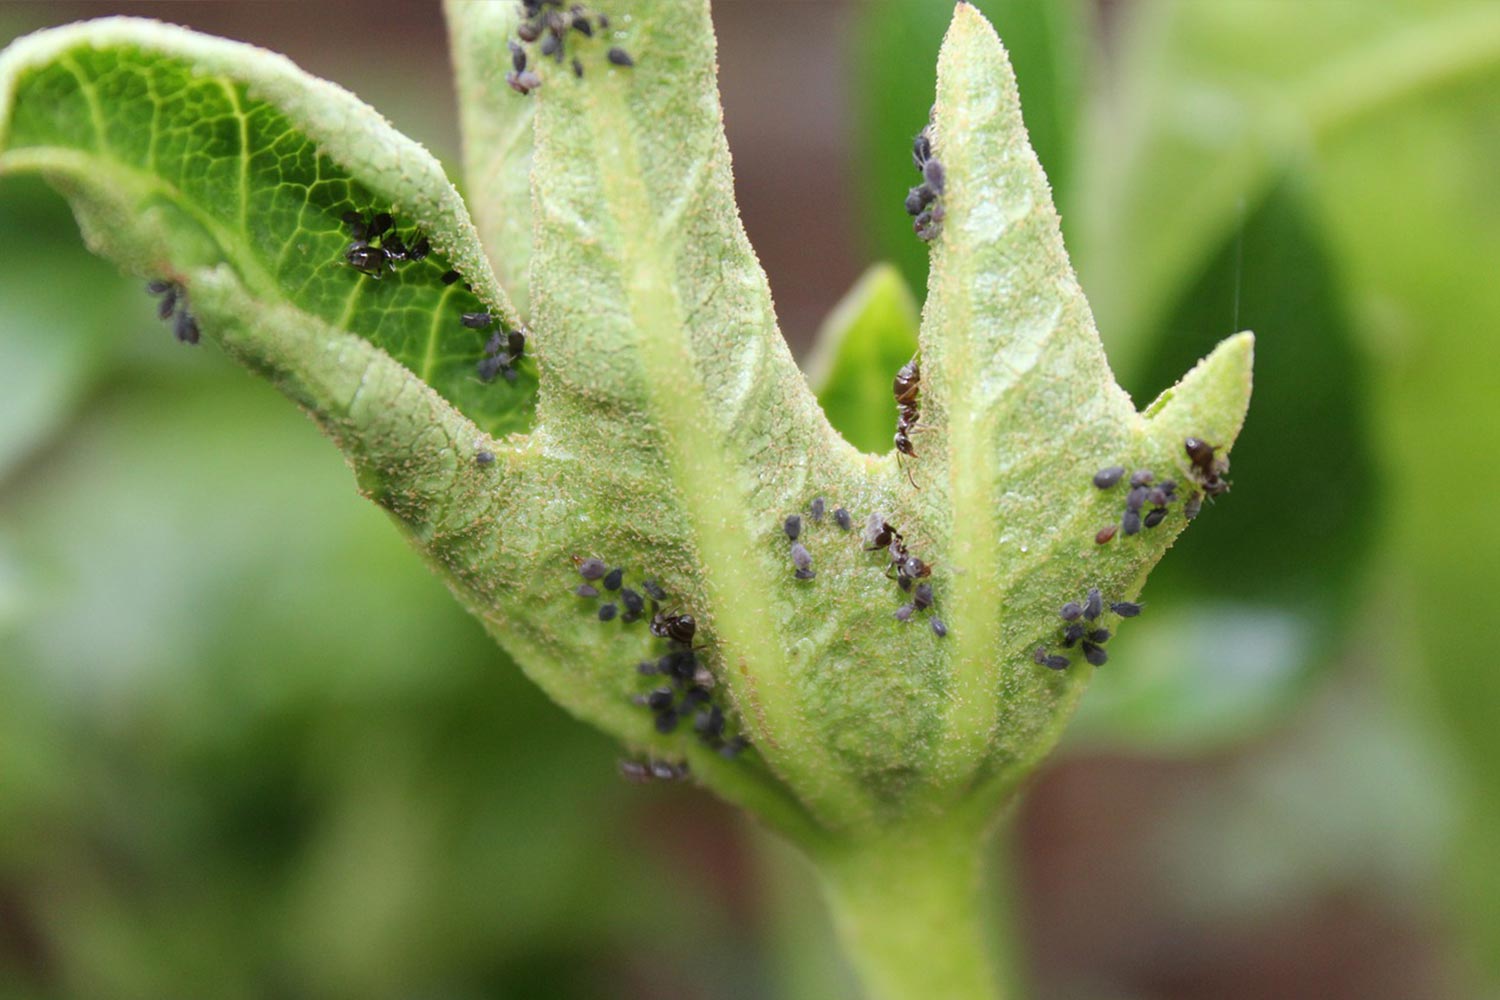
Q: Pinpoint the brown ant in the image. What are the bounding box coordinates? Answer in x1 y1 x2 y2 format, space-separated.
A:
866 518 934 589
1184 436 1231 497
649 610 698 646
892 356 922 487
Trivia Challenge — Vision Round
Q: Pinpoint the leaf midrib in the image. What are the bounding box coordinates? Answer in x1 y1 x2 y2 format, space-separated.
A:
577 78 870 830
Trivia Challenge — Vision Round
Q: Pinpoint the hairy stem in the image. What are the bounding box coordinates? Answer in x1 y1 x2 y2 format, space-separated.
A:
816 819 1002 1000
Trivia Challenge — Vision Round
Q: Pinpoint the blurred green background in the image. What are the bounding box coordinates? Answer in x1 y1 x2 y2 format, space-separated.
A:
2 1 1497 997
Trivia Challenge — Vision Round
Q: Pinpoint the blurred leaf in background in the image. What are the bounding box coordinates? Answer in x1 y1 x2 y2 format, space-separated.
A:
0 150 748 1000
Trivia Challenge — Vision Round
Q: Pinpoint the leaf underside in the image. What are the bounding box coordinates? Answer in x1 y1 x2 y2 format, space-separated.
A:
0 3 1252 843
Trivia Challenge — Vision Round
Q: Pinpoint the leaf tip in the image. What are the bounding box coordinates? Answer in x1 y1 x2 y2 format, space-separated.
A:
1144 330 1255 452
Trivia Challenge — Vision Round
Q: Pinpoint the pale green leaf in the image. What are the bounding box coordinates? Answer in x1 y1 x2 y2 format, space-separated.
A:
916 4 1252 809
1 5 1254 856
446 0 534 314
806 263 921 455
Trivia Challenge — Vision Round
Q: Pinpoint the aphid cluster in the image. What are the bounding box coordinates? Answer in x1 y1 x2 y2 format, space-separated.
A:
617 757 689 783
1184 436 1231 499
906 125 946 242
573 556 652 623
892 356 922 487
1032 587 1142 671
507 1 633 94
340 211 429 279
572 558 750 761
146 280 199 345
1092 464 1183 539
866 515 946 637
462 310 528 384
779 497 851 580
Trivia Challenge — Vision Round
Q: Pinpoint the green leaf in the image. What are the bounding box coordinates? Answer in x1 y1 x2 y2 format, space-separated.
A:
913 4 1251 811
1073 0 1500 371
2 4 1253 859
1072 182 1378 752
446 0 534 314
0 175 134 480
0 17 536 438
851 0 1085 296
1310 60 1500 987
806 263 921 455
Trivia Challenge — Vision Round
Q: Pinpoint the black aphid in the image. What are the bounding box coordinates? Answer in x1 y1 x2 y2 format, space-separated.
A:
509 40 527 72
1034 648 1070 671
1093 465 1126 489
1143 508 1168 529
1084 588 1104 621
1061 624 1086 647
930 617 948 638
607 47 635 67
653 710 679 734
1147 487 1170 507
905 185 936 216
790 542 812 571
618 759 650 783
173 311 200 345
462 311 493 329
602 567 624 591
1122 508 1142 536
441 269 461 285
1060 602 1083 621
794 567 816 581
1088 628 1112 643
648 759 688 781
719 736 750 759
695 706 725 739
784 514 802 540
922 158 946 195
1125 485 1149 513
506 69 543 94
894 604 915 622
1129 470 1155 488
572 57 584 78
476 449 495 466
575 583 599 598
577 557 607 580
913 582 934 611
637 660 659 675
642 578 667 602
597 603 618 621
1110 601 1143 618
912 130 932 168
810 497 826 522
1082 641 1108 666
644 687 674 711
834 507 852 532
1096 525 1118 545
1184 493 1203 520
621 588 645 615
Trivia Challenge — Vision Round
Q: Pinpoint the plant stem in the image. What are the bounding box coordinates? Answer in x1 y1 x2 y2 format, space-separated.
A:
815 819 1002 1000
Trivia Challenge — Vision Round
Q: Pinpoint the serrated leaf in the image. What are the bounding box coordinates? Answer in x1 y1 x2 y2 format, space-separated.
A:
0 17 536 437
806 263 921 455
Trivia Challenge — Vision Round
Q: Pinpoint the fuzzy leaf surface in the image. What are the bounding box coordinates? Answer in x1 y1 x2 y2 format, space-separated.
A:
1 4 1253 846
